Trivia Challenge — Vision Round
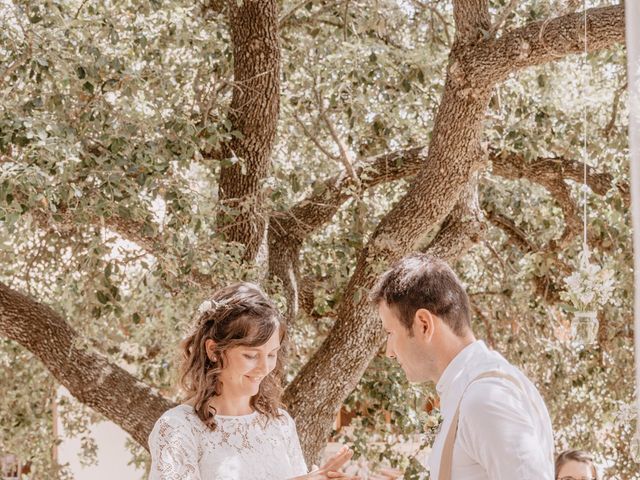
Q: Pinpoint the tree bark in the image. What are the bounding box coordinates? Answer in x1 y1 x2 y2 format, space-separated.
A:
267 146 428 321
423 176 486 260
283 0 495 461
472 4 625 84
216 0 281 262
0 282 175 450
283 3 626 463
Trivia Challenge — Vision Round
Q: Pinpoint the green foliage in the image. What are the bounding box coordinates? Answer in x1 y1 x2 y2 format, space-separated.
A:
1 0 635 478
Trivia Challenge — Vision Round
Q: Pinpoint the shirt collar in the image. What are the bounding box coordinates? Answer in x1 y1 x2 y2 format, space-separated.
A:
435 340 486 397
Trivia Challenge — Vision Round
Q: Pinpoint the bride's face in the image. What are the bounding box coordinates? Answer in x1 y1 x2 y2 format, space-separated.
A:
218 329 280 398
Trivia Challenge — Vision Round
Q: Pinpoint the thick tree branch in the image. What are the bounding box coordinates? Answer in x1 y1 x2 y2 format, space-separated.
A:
423 176 486 261
0 282 175 450
216 0 281 262
453 0 491 44
470 4 625 83
490 150 629 246
272 146 427 243
267 146 427 320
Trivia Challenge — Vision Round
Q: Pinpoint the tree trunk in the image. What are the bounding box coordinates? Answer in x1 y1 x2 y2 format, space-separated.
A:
216 0 281 262
284 2 495 459
283 2 625 463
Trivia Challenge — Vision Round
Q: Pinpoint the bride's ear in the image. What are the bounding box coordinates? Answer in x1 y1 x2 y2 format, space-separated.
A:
205 339 218 362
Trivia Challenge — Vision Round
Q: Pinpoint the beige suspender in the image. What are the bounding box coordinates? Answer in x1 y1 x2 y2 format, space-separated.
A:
437 370 524 480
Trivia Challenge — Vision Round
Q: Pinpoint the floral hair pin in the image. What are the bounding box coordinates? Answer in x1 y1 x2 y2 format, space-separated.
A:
197 299 223 316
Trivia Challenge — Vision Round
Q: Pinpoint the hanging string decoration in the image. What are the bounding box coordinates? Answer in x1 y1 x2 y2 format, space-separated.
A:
559 1 615 347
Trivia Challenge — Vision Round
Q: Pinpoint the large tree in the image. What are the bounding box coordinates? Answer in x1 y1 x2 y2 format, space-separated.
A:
0 0 635 478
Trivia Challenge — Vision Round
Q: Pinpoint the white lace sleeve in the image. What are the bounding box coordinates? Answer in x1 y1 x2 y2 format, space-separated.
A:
148 413 202 480
281 410 308 476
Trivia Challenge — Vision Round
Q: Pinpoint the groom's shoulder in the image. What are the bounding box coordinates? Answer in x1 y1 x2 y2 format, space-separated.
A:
460 367 529 409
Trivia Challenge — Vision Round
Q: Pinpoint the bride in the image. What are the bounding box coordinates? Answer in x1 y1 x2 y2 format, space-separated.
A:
148 282 358 480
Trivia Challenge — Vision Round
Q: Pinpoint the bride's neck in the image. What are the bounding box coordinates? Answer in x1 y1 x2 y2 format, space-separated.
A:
207 393 254 416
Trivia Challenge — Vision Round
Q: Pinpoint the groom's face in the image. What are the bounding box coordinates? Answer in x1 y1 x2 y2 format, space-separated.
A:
379 301 435 383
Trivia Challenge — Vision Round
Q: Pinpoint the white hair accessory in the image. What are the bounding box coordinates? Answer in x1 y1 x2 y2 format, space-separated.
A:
197 299 220 315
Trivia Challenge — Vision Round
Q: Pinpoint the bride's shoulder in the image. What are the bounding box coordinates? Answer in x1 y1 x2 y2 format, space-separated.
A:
275 407 292 419
152 404 202 433
148 405 204 447
273 408 298 428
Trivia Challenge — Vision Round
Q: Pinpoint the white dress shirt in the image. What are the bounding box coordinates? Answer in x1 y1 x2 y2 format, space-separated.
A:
427 341 554 480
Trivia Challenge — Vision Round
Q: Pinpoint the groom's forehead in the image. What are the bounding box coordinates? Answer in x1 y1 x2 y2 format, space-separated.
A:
378 301 401 323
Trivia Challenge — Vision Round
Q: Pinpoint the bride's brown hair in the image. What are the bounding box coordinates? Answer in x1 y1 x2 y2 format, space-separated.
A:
180 282 285 429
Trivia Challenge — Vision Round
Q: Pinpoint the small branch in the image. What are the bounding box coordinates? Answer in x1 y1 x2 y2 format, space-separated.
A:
279 0 314 25
488 0 519 37
603 81 627 139
315 93 360 188
292 110 339 162
74 0 91 18
432 7 453 47
0 36 32 89
471 301 496 348
342 0 350 41
484 210 536 252
279 0 344 28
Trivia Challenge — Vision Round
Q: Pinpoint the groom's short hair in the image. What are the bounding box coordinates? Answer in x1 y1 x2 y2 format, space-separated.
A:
370 253 471 336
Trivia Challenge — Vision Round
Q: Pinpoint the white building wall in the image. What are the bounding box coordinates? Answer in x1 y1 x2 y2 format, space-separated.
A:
57 389 145 480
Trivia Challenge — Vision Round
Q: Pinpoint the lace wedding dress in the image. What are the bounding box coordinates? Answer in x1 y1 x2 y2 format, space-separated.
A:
148 404 308 479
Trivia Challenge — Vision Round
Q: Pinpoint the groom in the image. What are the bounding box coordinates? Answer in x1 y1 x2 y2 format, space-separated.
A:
370 253 554 479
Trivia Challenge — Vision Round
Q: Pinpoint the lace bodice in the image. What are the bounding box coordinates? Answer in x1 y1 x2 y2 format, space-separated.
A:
148 404 308 480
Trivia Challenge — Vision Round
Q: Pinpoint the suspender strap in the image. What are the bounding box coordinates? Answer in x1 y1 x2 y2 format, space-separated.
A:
438 370 524 480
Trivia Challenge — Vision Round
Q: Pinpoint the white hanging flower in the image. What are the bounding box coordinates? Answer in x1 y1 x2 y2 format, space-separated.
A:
561 245 615 312
565 272 581 291
578 291 595 306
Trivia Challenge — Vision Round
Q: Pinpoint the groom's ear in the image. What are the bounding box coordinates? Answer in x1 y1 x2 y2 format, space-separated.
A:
414 308 435 341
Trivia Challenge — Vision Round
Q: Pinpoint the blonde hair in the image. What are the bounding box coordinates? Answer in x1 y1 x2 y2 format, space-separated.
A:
180 282 285 429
